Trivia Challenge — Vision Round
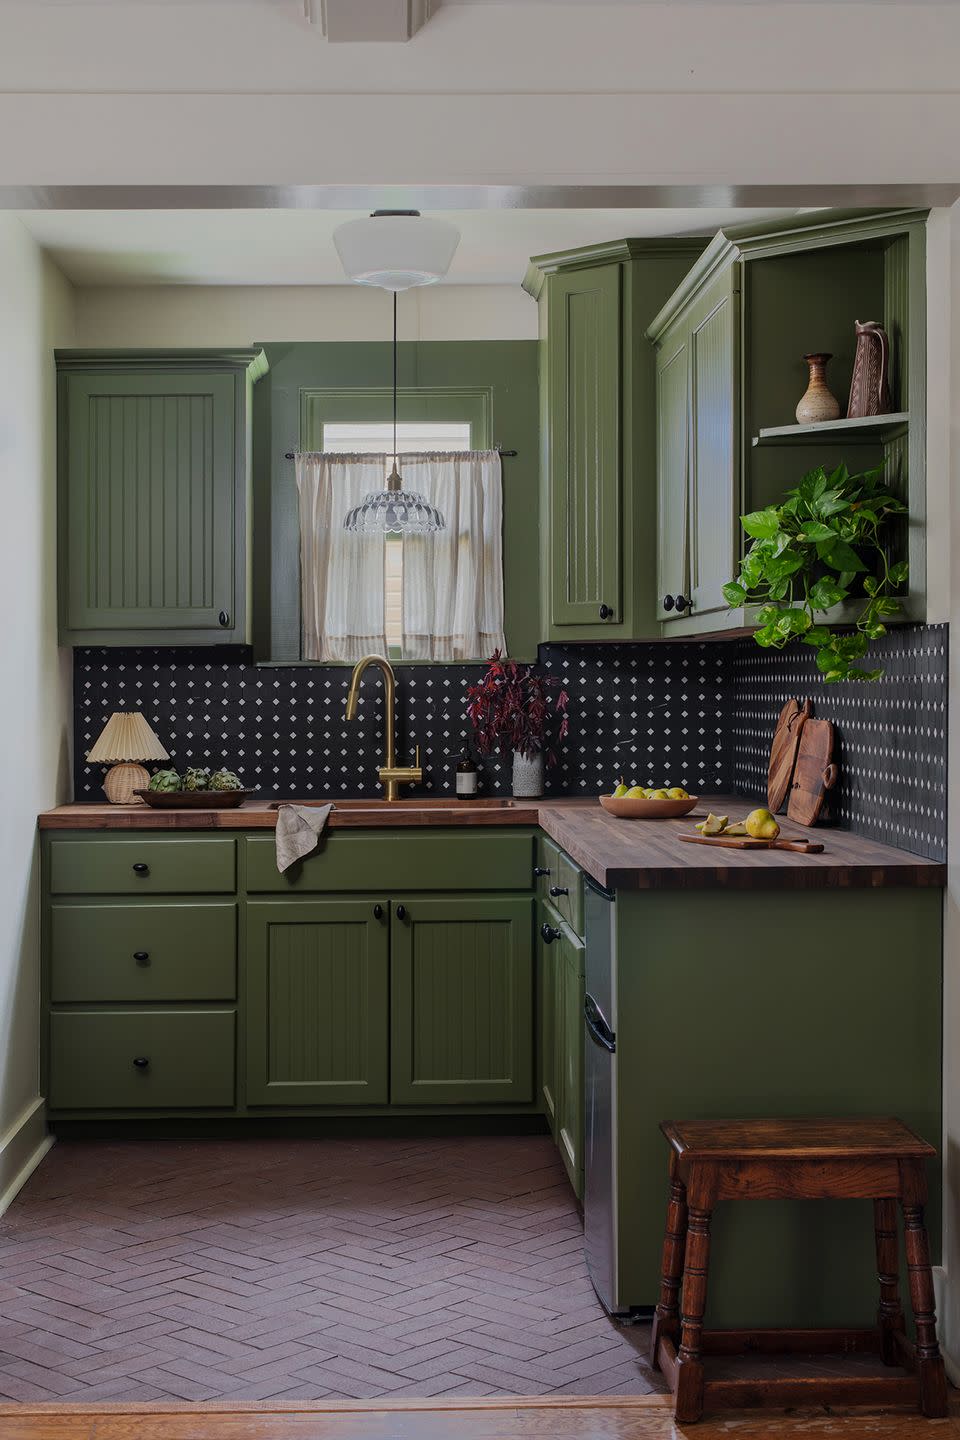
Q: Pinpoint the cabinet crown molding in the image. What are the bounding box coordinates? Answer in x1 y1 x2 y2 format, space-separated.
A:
56 348 269 380
522 236 708 298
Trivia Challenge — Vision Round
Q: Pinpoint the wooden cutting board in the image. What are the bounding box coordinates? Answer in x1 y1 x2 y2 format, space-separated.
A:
679 833 824 854
767 698 812 812
787 717 838 827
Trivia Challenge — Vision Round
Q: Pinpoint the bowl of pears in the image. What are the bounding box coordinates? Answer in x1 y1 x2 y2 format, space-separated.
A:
600 781 697 819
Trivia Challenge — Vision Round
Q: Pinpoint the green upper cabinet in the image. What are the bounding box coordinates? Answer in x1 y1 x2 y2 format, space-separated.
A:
653 265 739 629
57 349 268 645
390 895 534 1106
525 239 707 641
648 208 928 637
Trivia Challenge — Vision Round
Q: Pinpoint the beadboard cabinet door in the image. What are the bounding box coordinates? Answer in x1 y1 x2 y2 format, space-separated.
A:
547 263 622 627
57 352 265 645
390 896 534 1106
246 899 390 1107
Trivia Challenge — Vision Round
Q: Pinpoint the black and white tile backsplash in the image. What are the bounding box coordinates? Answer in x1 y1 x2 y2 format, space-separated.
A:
73 623 947 860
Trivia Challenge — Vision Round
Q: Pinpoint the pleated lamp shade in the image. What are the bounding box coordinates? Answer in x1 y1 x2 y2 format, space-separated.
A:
87 712 169 805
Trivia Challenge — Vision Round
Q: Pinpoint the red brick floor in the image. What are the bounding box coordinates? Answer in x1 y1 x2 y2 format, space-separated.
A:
0 1136 665 1403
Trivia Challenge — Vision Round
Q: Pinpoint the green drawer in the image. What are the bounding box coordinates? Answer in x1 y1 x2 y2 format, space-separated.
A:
536 835 560 902
48 1010 236 1110
50 902 236 1002
245 830 536 893
49 838 236 895
553 851 584 938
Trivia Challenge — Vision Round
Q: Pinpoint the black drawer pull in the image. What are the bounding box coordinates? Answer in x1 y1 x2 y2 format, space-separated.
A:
549 885 569 898
675 594 690 612
132 1056 150 1070
373 904 383 920
132 862 149 875
540 922 561 945
133 951 150 965
662 595 676 612
598 603 614 620
533 866 551 878
218 610 231 627
396 904 407 921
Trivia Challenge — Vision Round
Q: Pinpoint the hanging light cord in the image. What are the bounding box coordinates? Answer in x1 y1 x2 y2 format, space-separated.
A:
391 292 399 483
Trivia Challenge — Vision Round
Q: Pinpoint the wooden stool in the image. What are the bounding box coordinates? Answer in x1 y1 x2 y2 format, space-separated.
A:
650 1117 948 1423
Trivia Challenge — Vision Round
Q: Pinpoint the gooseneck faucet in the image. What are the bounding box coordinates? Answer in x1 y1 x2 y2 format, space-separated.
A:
344 654 422 802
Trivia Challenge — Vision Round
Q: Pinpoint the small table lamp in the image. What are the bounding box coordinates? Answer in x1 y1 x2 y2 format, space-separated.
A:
86 712 170 804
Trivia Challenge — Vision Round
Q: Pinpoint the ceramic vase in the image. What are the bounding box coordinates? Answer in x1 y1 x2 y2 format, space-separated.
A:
847 320 892 418
512 750 544 798
796 352 841 424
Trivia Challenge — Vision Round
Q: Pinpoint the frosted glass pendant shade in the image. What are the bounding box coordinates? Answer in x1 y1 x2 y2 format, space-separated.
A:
343 463 445 535
333 212 460 292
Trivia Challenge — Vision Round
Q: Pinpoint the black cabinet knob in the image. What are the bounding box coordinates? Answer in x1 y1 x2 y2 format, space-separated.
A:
373 904 383 920
533 867 551 878
132 862 149 875
132 1056 150 1070
540 922 561 945
549 885 569 898
662 595 676 612
598 603 614 620
133 951 150 965
218 610 230 627
396 904 407 921
675 594 690 612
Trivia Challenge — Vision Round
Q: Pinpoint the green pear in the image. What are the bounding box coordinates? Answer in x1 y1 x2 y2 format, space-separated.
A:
612 780 629 798
696 813 728 836
745 808 780 840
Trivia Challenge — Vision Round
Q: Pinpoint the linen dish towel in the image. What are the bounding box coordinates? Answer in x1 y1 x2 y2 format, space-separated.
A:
275 802 333 872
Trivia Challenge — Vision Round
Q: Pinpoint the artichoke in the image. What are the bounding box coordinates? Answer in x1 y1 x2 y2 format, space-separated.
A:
148 769 181 793
209 768 242 792
182 766 212 792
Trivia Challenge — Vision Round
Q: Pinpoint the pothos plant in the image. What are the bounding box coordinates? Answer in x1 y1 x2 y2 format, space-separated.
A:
723 462 908 682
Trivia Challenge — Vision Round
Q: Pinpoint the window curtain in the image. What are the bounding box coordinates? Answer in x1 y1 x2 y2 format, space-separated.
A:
295 454 388 662
400 450 506 662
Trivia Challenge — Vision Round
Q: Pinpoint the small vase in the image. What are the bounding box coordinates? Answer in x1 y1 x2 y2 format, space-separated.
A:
796 352 841 424
512 750 544 799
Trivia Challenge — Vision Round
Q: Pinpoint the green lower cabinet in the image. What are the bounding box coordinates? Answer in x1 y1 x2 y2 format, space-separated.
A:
391 896 534 1106
556 922 585 1200
246 899 390 1106
49 1010 236 1110
538 905 559 1137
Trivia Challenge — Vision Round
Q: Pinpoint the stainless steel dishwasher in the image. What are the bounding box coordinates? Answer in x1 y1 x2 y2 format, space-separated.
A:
583 877 624 1314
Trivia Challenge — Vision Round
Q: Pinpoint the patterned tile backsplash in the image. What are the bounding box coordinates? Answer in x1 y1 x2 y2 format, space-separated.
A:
73 623 947 859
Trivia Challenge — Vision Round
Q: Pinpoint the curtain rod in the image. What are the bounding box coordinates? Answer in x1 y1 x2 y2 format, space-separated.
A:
284 446 517 460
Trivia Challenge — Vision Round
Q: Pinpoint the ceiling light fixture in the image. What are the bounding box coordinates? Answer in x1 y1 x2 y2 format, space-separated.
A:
333 209 460 292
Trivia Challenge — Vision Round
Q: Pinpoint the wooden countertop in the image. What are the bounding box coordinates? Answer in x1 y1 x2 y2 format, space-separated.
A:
38 796 945 892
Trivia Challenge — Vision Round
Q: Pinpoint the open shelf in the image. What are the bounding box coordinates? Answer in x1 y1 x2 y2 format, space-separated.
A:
752 412 909 447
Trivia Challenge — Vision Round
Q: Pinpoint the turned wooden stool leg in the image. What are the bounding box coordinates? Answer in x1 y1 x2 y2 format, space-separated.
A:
674 1162 716 1424
650 1163 688 1367
900 1160 948 1418
873 1197 906 1365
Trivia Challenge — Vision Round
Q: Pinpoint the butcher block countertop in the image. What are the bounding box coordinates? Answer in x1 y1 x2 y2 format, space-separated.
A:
38 796 944 892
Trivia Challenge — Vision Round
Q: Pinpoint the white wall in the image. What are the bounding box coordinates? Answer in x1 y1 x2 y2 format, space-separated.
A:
73 282 536 347
0 217 74 1210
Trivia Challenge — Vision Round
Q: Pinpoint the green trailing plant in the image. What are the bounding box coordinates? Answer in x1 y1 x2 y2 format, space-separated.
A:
723 462 908 682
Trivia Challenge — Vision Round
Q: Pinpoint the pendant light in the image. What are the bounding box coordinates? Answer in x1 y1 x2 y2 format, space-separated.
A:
338 210 459 536
343 292 446 535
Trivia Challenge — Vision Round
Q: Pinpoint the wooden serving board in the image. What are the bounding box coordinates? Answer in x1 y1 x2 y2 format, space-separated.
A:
786 718 838 827
767 698 812 812
679 833 824 854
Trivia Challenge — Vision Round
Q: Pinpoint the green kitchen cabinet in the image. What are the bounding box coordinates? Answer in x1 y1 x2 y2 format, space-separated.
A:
524 239 707 641
246 898 390 1106
653 265 739 628
538 901 560 1138
57 349 267 645
539 897 584 1199
48 1009 236 1110
390 896 534 1106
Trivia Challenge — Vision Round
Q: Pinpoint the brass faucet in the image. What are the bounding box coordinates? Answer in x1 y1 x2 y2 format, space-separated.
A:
344 654 422 802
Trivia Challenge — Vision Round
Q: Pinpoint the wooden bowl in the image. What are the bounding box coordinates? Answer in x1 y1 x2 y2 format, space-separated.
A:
599 794 698 819
133 789 253 810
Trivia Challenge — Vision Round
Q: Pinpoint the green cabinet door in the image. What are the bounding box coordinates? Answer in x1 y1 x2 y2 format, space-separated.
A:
548 263 622 627
391 896 534 1106
538 900 560 1137
656 321 691 623
688 268 739 619
556 922 585 1200
246 899 390 1106
57 351 265 645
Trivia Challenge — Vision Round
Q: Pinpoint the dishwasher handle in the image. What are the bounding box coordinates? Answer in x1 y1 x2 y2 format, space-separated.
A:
584 992 616 1053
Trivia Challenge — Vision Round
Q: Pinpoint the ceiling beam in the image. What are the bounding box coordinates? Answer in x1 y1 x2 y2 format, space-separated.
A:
306 1 441 42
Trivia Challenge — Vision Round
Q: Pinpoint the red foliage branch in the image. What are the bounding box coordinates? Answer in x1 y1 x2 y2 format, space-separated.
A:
466 651 569 768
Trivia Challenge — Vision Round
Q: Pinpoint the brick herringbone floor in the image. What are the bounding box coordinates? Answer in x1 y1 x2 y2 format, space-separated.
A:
0 1137 664 1403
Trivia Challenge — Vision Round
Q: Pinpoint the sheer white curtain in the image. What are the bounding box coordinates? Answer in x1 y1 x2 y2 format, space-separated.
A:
401 450 506 661
295 454 387 662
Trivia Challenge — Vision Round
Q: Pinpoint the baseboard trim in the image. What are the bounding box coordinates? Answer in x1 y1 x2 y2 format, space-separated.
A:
0 1097 53 1217
0 1396 674 1415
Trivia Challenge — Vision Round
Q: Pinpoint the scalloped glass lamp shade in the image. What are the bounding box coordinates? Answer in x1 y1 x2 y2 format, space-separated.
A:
333 212 461 292
343 466 446 535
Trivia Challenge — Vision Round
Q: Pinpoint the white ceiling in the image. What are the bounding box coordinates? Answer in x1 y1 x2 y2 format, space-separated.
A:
17 207 797 287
